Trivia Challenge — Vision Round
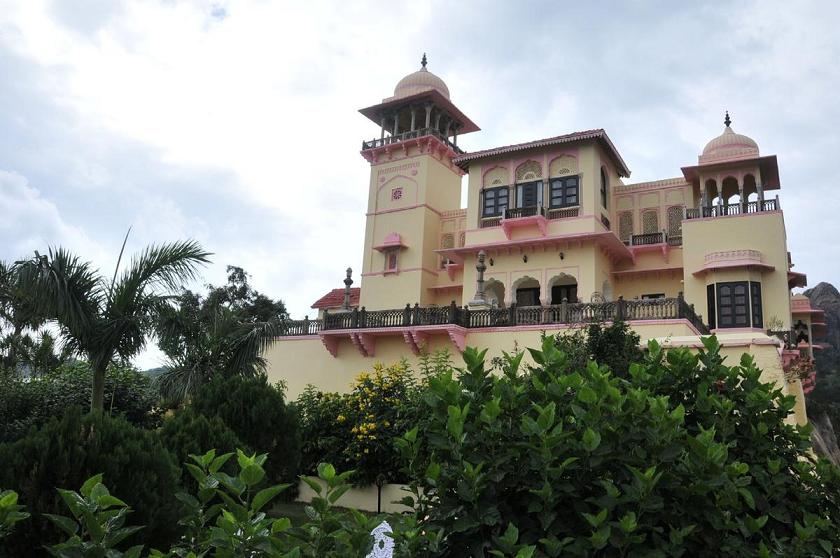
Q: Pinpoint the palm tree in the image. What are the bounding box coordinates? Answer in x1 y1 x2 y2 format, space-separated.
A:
14 240 210 412
154 293 280 403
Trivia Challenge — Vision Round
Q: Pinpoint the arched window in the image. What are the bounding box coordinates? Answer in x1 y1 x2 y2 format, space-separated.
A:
600 166 609 209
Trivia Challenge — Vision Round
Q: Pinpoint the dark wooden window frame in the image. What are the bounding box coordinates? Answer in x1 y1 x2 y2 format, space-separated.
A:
716 281 751 329
515 180 543 208
482 186 510 217
549 176 579 209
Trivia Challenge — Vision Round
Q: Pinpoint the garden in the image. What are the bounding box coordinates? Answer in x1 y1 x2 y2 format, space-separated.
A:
2 244 840 556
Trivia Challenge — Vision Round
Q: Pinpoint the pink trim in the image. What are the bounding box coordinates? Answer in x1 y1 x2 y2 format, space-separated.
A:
362 267 439 277
658 337 779 350
683 210 782 223
481 163 510 186
428 283 463 291
444 262 463 280
464 212 598 234
366 203 443 217
501 214 548 239
373 232 409 252
377 174 418 207
349 332 376 357
320 335 339 358
710 327 766 334
612 266 683 280
452 129 630 177
273 335 321 341
439 230 632 265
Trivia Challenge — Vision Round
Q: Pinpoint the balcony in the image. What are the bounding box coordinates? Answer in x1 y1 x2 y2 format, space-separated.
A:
685 198 779 220
479 204 580 229
362 127 463 154
276 296 709 337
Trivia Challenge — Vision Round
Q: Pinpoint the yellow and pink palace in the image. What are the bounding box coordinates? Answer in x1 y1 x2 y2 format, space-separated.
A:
266 56 825 425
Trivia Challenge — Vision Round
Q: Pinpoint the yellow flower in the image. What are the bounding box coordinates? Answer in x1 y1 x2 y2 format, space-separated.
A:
364 448 369 454
336 414 346 423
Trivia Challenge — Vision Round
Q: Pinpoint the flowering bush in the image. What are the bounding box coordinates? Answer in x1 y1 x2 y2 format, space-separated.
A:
298 359 425 486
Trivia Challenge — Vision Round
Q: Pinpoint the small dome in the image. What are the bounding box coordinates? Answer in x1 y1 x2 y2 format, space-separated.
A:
699 112 759 164
391 54 450 100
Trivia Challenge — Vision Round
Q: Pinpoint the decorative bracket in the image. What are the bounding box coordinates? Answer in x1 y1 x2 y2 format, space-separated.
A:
319 334 339 358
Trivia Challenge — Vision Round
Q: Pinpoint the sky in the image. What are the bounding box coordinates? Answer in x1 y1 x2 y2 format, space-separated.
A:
1 0 839 368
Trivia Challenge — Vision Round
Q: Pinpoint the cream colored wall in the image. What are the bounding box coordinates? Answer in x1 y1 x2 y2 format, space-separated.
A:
266 321 701 401
681 212 791 329
460 244 601 306
464 142 603 233
613 181 692 239
613 273 685 301
360 153 463 310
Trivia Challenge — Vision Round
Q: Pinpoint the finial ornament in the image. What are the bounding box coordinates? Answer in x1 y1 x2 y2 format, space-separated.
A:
342 267 354 310
724 110 731 128
421 53 427 69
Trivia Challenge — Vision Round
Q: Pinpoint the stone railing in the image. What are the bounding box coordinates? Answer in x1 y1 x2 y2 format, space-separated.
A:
362 127 463 154
685 197 779 220
276 296 709 337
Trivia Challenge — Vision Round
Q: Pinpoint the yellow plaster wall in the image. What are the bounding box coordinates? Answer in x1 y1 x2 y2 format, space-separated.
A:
360 153 463 309
681 212 791 329
460 243 601 306
266 321 701 401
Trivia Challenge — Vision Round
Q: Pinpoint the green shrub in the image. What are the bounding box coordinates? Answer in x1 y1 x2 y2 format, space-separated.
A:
0 362 160 442
0 490 29 540
43 474 144 557
297 360 425 486
396 337 840 556
158 408 245 485
551 319 643 378
0 408 181 554
190 375 301 489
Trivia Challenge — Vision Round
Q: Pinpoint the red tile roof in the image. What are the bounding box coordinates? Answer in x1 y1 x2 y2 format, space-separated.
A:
451 129 631 177
311 288 361 309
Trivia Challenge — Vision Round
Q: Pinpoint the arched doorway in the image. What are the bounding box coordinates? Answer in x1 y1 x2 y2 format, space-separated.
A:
548 274 578 305
513 276 541 306
485 279 506 309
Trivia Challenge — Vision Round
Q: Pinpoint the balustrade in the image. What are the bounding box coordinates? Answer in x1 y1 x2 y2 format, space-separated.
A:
276 295 710 336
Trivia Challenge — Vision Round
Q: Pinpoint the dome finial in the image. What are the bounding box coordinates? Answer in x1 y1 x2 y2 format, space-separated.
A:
724 110 731 128
421 53 427 69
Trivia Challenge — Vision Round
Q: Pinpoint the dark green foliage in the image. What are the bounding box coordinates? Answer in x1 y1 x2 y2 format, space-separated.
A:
297 358 431 487
44 474 144 557
552 319 643 378
396 337 840 556
158 408 245 485
0 362 160 442
190 375 301 490
0 490 29 540
155 265 288 402
0 408 181 554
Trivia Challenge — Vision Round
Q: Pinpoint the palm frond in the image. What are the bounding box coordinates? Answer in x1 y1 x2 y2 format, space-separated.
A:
13 247 101 339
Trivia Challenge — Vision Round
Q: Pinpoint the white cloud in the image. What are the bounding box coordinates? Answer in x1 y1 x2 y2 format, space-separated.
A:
0 169 104 261
0 0 839 373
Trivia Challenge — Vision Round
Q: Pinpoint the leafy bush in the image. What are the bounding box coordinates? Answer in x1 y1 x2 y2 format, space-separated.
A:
396 337 840 556
44 474 144 558
297 360 424 486
190 375 301 489
158 408 245 486
0 490 29 540
0 408 181 554
0 361 160 442
551 319 643 378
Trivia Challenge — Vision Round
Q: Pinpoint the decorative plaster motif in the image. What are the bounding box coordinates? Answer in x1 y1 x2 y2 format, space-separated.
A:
516 160 542 182
642 210 659 234
391 187 403 201
618 212 633 242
